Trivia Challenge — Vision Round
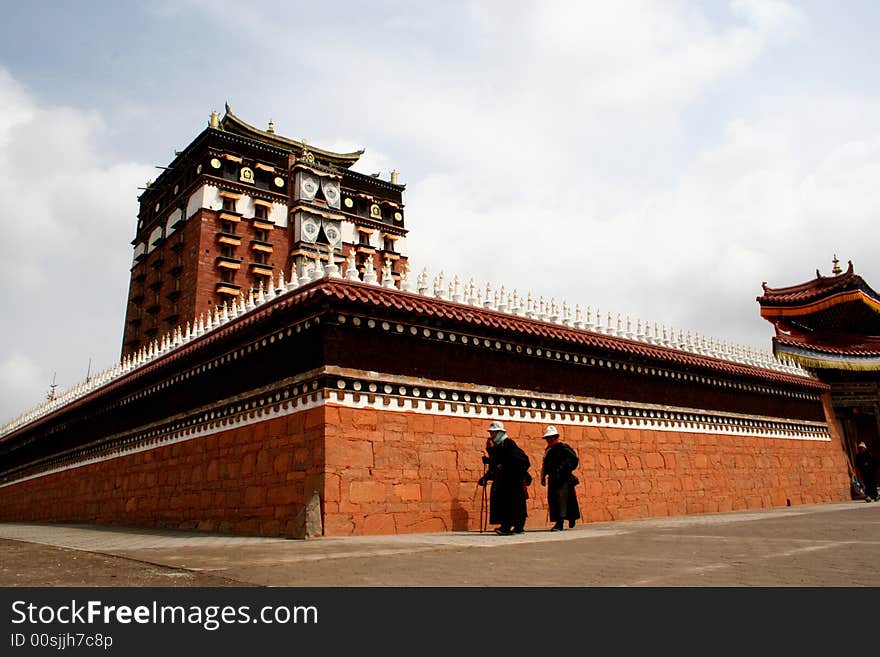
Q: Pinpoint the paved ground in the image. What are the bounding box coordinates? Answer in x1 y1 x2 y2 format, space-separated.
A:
1 500 878 586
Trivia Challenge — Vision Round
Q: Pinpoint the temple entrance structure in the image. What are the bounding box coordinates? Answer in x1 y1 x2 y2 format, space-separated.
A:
758 258 880 491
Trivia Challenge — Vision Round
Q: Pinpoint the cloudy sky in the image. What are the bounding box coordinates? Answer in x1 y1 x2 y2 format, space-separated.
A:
1 0 878 423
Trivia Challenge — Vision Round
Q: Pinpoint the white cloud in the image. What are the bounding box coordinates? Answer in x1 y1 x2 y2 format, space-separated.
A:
0 353 44 419
0 67 153 423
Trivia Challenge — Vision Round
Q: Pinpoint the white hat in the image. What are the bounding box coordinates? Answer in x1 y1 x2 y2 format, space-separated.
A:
543 425 559 439
858 442 867 448
488 421 505 433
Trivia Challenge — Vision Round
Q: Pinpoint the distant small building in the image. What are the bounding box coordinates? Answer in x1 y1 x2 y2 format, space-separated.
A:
758 257 880 475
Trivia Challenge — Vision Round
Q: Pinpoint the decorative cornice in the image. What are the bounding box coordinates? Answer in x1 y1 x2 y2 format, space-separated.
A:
1 263 822 440
0 369 829 488
758 260 880 311
221 104 363 167
774 338 880 371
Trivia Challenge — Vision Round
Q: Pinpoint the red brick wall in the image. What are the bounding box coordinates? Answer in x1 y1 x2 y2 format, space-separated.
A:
322 404 851 535
0 403 850 537
0 408 324 537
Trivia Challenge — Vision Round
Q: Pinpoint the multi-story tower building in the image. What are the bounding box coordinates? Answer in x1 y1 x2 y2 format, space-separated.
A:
122 105 408 357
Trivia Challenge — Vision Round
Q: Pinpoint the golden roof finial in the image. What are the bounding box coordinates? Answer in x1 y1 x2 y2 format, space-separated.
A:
209 110 220 129
831 254 842 275
267 118 275 134
390 169 399 184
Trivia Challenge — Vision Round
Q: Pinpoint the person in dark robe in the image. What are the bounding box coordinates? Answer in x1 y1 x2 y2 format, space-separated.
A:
478 421 531 535
855 441 878 502
540 425 581 531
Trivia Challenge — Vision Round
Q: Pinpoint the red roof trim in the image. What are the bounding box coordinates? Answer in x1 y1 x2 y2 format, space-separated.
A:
314 280 826 390
1 278 828 444
775 334 880 356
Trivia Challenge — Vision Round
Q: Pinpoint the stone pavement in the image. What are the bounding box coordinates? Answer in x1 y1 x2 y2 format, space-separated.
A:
1 500 878 586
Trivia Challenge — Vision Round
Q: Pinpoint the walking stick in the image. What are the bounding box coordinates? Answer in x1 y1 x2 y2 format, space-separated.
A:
478 461 489 533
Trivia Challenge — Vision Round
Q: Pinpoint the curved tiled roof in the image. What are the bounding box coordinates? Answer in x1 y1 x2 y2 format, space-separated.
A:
758 261 880 308
307 280 826 390
758 261 880 339
220 104 363 168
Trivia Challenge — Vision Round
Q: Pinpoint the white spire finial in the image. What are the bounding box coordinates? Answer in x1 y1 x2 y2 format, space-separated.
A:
326 244 341 278
549 298 560 323
452 274 464 303
535 296 546 321
510 289 521 316
417 268 430 295
466 278 479 305
381 258 396 288
401 261 417 293
436 271 447 299
362 257 378 284
298 258 313 286
285 267 298 291
344 252 360 281
311 254 325 281
484 283 496 310
497 285 508 312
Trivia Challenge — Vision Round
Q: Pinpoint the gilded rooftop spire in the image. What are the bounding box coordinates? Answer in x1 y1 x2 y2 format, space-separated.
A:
831 254 842 275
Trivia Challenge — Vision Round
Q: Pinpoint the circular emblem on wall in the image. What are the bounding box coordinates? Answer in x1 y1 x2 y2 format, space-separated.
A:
196 164 203 174
210 158 221 169
301 216 320 242
324 224 341 245
239 167 255 184
274 176 285 188
394 211 402 221
344 197 354 208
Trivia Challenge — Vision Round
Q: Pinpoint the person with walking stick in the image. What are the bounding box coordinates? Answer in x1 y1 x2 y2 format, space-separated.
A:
478 421 531 535
856 441 878 502
540 425 581 531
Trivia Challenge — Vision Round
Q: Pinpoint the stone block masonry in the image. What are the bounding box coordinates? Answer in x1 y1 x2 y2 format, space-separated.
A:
0 411 324 537
320 396 847 535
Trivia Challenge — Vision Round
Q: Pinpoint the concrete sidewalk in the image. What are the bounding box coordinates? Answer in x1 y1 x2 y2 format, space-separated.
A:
1 501 879 586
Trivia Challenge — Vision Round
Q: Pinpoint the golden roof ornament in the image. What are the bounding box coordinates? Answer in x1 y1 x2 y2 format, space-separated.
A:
300 138 315 163
267 118 275 134
209 111 220 129
831 254 842 275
